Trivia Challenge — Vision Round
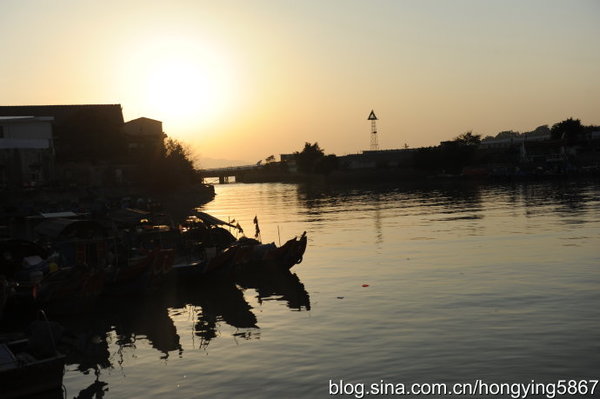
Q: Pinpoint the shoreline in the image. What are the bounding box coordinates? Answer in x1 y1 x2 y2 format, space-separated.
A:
234 168 600 185
0 183 215 226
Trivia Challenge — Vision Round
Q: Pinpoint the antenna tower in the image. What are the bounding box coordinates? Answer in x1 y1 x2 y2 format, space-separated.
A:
368 110 379 151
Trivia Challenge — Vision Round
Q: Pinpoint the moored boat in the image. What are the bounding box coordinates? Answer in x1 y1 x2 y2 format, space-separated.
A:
0 218 111 314
260 231 308 269
174 230 308 278
0 323 66 399
172 211 245 277
104 208 178 295
30 219 110 312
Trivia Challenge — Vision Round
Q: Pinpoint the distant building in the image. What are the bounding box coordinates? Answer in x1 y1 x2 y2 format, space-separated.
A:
123 117 166 159
480 130 551 149
279 153 298 173
0 116 55 189
339 149 415 170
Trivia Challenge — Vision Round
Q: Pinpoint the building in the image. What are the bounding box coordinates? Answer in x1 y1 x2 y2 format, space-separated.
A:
0 104 126 162
122 117 166 159
279 153 298 173
338 149 415 170
480 130 551 150
0 116 55 189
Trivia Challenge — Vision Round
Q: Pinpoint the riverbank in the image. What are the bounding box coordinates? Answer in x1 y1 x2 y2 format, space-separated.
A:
235 166 600 185
0 182 215 227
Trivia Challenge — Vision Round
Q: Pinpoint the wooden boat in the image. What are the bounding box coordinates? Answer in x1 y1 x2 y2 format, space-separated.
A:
173 209 308 276
174 231 308 278
104 247 176 296
0 339 65 398
0 219 111 314
260 231 308 269
33 219 110 311
232 231 308 271
172 244 246 278
172 212 245 277
104 209 178 295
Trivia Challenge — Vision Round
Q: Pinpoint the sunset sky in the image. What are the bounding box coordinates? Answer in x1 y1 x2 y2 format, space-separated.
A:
1 0 599 167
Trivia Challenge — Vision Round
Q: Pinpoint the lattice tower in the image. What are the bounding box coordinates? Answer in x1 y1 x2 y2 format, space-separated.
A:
368 110 378 151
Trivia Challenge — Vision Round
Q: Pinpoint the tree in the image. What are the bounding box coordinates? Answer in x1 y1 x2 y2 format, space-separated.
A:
265 155 276 164
294 142 325 173
165 138 195 172
532 125 550 135
551 118 584 143
495 130 520 139
453 131 481 146
141 137 199 190
293 142 338 174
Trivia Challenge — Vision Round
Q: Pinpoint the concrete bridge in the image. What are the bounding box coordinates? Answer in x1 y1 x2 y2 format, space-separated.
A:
199 164 259 183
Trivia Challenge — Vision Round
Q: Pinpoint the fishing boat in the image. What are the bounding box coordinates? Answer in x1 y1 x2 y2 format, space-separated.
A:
0 331 66 399
1 238 46 314
172 212 244 277
103 208 177 295
174 215 307 277
232 231 308 271
31 219 109 311
0 339 65 398
0 219 110 314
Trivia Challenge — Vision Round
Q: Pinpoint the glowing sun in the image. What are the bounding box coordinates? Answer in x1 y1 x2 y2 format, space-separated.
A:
143 52 234 129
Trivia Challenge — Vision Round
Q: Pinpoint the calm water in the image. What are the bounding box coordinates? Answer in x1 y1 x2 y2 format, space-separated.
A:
61 180 600 398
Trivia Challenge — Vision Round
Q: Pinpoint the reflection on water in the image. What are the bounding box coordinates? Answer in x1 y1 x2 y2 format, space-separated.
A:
21 179 600 397
295 179 599 239
236 267 311 311
52 267 309 398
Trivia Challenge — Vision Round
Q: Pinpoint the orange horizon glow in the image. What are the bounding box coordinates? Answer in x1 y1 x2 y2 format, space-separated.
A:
1 1 599 167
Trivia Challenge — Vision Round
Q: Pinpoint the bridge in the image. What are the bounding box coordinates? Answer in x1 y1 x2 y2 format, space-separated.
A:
198 164 259 183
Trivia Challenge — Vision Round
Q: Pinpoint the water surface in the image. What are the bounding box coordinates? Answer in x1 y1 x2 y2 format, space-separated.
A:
62 180 600 398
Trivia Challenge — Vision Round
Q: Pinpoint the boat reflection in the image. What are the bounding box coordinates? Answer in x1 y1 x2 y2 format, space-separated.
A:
236 266 310 311
53 266 310 395
73 379 108 399
172 278 258 346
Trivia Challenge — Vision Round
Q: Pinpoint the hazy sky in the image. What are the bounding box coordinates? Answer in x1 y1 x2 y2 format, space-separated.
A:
1 0 599 166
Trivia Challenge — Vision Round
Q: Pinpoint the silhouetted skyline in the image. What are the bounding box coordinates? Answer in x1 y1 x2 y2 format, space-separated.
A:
1 0 599 167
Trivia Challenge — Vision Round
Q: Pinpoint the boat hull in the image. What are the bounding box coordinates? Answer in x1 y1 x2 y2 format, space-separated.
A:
0 340 65 399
